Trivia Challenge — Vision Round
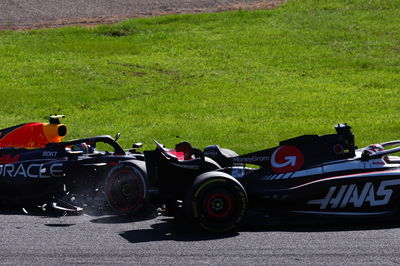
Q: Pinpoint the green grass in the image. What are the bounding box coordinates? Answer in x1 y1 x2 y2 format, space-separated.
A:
0 0 400 153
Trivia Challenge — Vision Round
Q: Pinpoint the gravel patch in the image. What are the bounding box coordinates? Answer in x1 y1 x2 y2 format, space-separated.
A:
0 0 286 29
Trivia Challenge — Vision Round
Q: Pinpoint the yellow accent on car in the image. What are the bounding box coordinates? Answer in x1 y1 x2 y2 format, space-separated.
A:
42 123 68 143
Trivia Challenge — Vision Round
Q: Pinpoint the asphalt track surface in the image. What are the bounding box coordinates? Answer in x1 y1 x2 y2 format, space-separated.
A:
0 209 399 265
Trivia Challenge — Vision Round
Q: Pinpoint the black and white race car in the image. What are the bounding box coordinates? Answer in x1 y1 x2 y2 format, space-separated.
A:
145 124 400 232
0 116 147 215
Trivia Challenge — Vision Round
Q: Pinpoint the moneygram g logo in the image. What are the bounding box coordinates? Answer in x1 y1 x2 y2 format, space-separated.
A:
271 145 304 173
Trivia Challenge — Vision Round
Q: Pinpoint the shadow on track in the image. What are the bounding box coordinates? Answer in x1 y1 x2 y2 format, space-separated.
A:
241 213 400 232
120 217 238 243
241 220 400 233
120 215 400 243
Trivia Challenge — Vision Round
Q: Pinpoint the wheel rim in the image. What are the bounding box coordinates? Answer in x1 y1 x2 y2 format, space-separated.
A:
188 176 248 232
122 183 133 197
107 169 143 212
204 191 234 219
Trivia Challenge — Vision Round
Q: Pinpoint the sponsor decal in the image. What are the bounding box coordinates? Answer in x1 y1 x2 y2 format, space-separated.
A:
0 154 20 164
333 144 344 155
308 179 400 209
0 163 64 178
231 167 245 178
271 145 304 173
263 172 294 180
203 150 220 157
42 151 58 157
233 156 270 163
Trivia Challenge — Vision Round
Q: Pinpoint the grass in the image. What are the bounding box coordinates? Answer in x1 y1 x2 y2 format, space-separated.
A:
0 0 399 153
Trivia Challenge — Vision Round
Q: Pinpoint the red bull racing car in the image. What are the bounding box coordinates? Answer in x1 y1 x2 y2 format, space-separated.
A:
0 115 148 216
145 124 400 232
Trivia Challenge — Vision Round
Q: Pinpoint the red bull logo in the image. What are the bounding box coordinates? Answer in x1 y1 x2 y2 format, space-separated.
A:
0 122 67 149
0 154 20 164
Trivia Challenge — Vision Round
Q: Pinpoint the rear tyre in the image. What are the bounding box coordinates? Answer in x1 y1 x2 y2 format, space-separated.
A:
105 160 148 216
185 171 247 232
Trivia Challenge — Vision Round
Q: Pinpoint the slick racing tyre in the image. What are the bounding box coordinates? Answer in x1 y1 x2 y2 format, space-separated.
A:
105 160 148 216
185 171 248 232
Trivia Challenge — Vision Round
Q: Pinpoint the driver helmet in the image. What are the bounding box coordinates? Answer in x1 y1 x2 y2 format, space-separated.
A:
71 143 89 154
363 144 384 154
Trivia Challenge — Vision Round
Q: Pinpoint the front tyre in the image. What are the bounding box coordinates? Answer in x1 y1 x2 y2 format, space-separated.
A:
185 171 248 232
105 160 148 216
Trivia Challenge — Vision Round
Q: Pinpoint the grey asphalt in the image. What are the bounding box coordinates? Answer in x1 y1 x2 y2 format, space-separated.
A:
0 211 399 265
0 0 264 28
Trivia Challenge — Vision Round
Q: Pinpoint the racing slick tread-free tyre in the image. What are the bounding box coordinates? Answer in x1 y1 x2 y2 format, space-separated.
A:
184 171 248 233
105 160 148 216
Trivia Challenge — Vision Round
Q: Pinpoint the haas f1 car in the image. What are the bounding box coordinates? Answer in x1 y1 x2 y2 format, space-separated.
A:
0 115 148 216
145 124 400 232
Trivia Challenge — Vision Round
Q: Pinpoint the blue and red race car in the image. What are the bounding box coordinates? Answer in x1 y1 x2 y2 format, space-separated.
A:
0 115 148 216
